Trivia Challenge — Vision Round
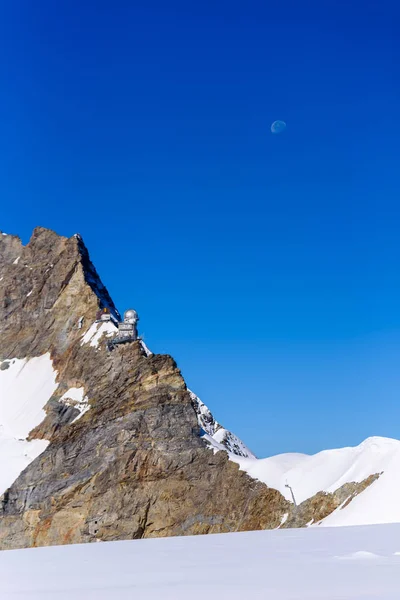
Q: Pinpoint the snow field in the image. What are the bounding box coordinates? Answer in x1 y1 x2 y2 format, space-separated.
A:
1 525 400 599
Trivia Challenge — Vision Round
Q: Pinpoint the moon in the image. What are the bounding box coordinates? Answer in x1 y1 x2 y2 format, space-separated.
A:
271 120 286 134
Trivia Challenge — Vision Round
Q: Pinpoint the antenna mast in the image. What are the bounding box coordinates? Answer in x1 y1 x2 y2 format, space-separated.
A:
285 482 297 507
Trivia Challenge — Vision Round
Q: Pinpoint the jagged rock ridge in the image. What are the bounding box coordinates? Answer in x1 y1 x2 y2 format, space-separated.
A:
0 228 119 358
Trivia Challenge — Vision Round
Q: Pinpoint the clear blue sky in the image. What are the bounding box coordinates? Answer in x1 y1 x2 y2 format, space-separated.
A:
1 1 399 457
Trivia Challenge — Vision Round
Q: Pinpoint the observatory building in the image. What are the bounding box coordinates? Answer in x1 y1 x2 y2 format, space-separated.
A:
96 307 112 322
107 309 139 350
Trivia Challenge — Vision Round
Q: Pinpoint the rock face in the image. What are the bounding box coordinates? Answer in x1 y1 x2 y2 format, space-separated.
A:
0 228 290 549
0 228 118 359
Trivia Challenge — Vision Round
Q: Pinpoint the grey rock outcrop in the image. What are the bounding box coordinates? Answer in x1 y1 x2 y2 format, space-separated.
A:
0 228 118 359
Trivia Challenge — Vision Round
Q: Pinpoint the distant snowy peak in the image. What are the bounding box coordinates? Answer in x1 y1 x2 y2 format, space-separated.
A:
212 428 256 458
228 435 400 527
188 390 255 458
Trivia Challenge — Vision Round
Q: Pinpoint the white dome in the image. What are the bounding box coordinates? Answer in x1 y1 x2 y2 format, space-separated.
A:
124 309 138 323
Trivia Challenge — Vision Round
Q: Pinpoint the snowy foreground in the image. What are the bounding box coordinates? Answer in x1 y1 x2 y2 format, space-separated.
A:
1 525 400 599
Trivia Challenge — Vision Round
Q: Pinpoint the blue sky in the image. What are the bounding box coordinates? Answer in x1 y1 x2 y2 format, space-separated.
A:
1 1 400 456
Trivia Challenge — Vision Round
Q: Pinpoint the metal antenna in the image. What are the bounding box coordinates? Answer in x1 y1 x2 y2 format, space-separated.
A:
285 481 297 507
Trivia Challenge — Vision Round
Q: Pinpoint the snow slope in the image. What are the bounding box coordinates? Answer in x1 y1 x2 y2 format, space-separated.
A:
0 354 58 495
322 440 400 526
189 390 255 458
1 525 400 599
81 321 117 348
227 436 400 526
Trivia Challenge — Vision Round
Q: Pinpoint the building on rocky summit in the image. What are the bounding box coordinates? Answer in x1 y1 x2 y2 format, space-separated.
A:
96 307 112 322
107 309 139 350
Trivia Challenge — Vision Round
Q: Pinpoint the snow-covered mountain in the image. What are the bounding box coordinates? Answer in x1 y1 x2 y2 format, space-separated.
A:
225 436 400 526
0 227 288 549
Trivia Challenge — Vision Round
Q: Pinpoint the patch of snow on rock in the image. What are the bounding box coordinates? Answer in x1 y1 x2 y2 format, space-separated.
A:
279 512 289 527
0 354 58 495
12 256 20 265
81 321 117 348
140 339 153 357
189 390 255 458
59 387 90 422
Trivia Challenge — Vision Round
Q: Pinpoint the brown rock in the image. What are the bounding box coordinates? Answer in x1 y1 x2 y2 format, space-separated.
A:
282 473 382 528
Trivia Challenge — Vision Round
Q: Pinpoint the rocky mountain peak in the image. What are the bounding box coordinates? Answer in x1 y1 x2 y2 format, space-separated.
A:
0 231 23 268
0 227 119 359
74 233 120 322
0 226 290 549
0 226 382 549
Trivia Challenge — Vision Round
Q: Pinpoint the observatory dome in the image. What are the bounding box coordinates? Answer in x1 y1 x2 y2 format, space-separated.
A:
124 309 138 323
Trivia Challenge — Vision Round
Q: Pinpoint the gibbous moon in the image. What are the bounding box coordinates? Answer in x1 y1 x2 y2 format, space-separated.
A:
271 120 286 134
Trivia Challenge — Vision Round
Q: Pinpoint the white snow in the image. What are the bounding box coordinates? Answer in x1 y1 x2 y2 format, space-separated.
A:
226 436 400 526
59 387 90 422
0 354 58 495
189 390 255 458
212 426 255 457
321 439 400 527
279 512 289 526
336 550 382 560
0 355 57 439
60 387 85 404
140 339 153 357
12 256 20 265
81 321 117 348
1 525 400 599
26 289 33 297
0 435 49 496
